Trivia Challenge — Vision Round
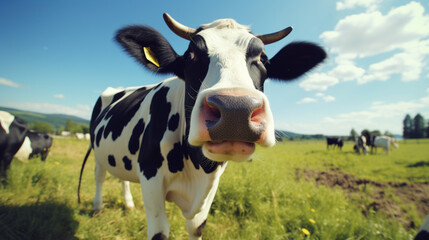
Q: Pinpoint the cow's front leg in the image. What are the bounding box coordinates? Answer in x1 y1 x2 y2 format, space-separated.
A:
93 162 106 211
186 180 220 240
140 177 169 240
122 181 135 209
186 212 209 240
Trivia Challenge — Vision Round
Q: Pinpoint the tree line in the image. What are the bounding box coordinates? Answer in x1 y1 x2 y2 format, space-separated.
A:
403 113 428 139
30 118 89 135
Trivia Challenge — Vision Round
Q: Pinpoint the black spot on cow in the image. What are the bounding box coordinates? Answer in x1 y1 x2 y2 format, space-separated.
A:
112 90 126 103
152 233 167 240
108 155 116 167
195 220 206 237
91 98 102 129
188 145 221 173
138 87 171 180
95 126 104 147
168 113 180 132
167 142 184 173
103 87 150 141
129 119 145 154
123 156 132 171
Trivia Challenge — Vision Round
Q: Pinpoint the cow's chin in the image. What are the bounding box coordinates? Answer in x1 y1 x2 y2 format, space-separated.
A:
201 141 255 162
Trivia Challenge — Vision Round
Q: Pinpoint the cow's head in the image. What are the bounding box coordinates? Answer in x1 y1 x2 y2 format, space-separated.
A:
40 133 53 161
116 13 326 162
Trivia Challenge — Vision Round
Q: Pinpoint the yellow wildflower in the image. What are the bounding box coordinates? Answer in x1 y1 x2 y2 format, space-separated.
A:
309 218 316 224
302 228 310 236
54 161 60 165
311 208 316 212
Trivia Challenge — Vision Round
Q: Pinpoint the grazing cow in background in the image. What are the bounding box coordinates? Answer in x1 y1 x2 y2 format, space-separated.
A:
78 13 326 240
354 135 369 155
15 131 53 162
373 136 398 153
415 216 429 240
0 111 28 182
326 137 343 150
362 132 376 153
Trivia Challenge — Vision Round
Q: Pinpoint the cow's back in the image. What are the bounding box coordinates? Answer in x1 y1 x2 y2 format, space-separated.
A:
91 78 186 182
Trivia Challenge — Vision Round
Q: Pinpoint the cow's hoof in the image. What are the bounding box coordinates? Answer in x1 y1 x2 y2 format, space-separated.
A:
90 209 103 216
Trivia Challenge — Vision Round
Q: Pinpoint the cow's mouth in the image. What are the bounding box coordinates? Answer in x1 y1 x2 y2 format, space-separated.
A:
202 141 255 162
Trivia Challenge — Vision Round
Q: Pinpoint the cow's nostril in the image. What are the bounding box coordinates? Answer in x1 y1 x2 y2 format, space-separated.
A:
204 98 221 128
250 106 265 125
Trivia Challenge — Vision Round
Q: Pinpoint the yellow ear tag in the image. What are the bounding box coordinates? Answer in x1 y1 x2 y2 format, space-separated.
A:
143 47 160 67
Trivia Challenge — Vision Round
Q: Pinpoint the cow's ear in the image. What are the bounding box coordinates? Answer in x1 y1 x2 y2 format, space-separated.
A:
266 42 326 81
116 25 181 75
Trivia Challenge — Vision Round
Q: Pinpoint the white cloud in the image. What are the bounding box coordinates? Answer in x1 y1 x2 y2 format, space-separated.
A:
297 97 317 104
315 1 429 88
322 2 429 58
329 63 365 81
299 73 339 91
336 0 381 11
53 94 65 99
323 95 336 102
0 77 21 88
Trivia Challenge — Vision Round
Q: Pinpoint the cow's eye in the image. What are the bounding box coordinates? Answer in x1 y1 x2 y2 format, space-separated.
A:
186 51 195 61
259 54 269 65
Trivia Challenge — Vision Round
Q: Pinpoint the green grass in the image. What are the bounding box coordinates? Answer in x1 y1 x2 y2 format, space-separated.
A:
0 138 427 239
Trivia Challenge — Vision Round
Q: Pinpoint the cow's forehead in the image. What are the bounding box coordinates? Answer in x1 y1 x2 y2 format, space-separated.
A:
196 19 256 54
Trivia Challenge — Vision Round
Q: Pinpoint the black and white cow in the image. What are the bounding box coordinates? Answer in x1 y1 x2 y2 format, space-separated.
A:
78 13 326 239
362 132 376 153
15 131 53 162
326 137 343 150
0 111 28 182
354 135 369 155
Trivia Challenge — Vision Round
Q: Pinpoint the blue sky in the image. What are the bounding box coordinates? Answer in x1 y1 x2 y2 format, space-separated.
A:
1 0 428 135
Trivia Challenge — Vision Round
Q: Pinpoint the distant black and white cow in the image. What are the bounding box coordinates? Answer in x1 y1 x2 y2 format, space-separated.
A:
78 13 326 239
0 111 28 182
354 135 369 155
362 132 376 153
15 131 53 161
326 137 343 150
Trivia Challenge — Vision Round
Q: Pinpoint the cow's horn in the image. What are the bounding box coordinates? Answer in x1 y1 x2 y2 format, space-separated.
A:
163 13 196 40
256 26 293 45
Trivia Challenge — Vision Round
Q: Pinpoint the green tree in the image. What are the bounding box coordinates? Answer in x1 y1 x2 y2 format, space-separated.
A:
371 130 381 136
29 121 54 133
403 114 412 138
427 121 429 139
65 118 81 134
350 128 357 140
413 114 426 138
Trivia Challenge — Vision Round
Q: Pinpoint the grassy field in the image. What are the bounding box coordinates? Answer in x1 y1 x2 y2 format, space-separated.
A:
0 138 428 239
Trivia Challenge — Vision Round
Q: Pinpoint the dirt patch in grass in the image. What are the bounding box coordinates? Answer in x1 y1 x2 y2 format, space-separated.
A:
296 168 429 229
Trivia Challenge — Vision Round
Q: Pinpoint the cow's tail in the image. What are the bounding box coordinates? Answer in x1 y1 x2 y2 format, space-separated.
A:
78 144 92 203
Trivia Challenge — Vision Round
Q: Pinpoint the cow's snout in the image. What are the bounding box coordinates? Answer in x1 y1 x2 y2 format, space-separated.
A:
204 95 265 143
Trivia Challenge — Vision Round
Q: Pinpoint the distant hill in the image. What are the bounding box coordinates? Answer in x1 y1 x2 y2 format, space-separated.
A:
0 106 89 130
275 130 327 141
